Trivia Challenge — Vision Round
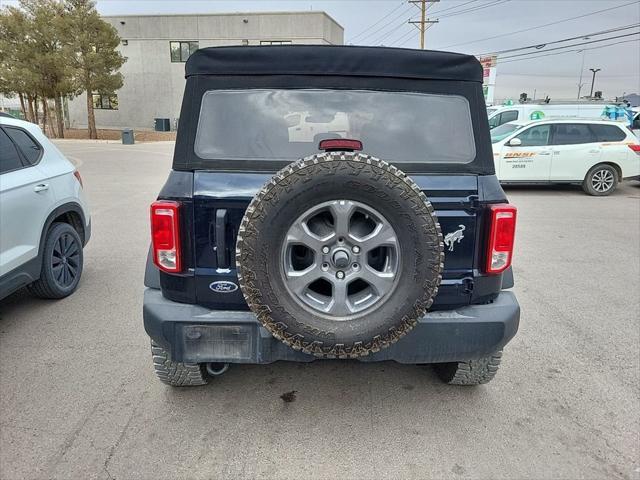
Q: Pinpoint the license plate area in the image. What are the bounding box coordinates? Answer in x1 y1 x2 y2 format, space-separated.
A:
181 324 254 362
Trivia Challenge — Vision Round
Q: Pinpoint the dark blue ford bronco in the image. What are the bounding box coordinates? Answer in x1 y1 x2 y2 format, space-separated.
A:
143 45 520 386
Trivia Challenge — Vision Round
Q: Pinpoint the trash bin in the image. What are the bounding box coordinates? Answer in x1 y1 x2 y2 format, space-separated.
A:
154 118 171 132
122 128 135 145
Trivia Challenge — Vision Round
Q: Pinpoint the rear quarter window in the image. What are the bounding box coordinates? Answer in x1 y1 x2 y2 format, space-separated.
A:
5 127 42 165
0 129 24 174
590 124 626 142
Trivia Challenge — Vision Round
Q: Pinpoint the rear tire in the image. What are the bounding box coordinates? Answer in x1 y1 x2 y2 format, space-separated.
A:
150 341 209 387
433 351 502 385
29 222 84 299
582 164 618 196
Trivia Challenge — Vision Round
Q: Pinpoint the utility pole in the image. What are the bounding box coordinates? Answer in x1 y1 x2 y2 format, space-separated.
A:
409 1 439 49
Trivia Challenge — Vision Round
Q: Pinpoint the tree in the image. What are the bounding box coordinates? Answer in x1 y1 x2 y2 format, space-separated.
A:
64 0 124 139
1 0 75 136
22 0 76 137
0 6 36 121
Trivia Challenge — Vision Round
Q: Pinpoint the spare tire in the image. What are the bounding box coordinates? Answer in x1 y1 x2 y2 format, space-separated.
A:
236 152 444 358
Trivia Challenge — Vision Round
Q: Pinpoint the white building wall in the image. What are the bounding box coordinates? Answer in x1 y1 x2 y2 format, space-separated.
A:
67 12 344 130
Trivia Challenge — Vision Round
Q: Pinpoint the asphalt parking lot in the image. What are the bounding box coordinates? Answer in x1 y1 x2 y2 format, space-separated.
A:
1 140 639 480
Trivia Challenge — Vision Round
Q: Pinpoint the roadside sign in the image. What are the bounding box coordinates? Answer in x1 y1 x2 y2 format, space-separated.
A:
479 55 497 105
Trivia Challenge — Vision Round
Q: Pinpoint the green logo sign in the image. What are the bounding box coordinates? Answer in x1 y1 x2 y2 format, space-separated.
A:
530 111 545 120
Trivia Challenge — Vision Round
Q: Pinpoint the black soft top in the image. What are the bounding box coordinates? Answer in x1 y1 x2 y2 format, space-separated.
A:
185 45 483 83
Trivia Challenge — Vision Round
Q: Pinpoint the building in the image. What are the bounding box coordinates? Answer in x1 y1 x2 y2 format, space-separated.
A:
0 94 22 118
67 12 344 131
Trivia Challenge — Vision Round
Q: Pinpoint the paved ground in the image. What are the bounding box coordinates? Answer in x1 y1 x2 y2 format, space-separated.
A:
1 141 639 480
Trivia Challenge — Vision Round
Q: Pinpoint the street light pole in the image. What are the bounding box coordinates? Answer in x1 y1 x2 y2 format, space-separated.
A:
589 68 601 98
577 49 586 99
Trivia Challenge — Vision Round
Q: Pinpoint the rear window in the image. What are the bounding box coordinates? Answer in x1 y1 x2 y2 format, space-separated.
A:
551 124 595 145
195 89 476 164
590 124 626 142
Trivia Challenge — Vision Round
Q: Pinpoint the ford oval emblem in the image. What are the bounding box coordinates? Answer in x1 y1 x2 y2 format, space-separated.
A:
209 281 239 293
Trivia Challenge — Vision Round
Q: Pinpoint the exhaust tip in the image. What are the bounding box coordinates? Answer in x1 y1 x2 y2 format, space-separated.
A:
206 362 230 376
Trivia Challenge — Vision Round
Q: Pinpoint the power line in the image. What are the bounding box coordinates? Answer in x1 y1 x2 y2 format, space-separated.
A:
395 0 510 48
376 18 416 45
498 38 640 64
439 0 640 50
348 1 407 42
357 4 415 44
429 0 481 15
392 21 436 47
498 32 640 60
368 11 416 45
500 72 640 78
389 25 420 46
478 23 640 56
437 0 511 19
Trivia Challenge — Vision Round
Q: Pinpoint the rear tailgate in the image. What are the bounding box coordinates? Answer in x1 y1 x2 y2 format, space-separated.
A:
192 171 480 310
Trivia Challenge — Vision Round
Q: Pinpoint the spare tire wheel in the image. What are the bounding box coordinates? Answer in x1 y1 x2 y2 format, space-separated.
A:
236 152 444 358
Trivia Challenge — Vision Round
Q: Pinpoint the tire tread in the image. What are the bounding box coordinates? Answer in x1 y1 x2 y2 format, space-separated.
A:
435 351 503 385
150 341 208 387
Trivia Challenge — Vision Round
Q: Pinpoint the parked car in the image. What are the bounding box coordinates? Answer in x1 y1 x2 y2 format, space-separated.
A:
0 116 90 300
491 119 640 195
487 103 620 130
144 45 520 387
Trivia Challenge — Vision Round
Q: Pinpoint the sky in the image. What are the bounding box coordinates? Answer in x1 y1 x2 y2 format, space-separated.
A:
2 0 639 101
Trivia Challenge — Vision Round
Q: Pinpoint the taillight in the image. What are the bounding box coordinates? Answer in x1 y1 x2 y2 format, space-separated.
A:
486 204 517 274
73 170 83 188
628 144 640 154
150 201 182 273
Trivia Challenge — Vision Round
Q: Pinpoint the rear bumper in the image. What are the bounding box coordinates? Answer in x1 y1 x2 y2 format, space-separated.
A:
143 288 520 364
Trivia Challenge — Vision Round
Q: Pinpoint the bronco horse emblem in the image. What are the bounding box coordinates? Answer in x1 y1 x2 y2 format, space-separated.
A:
444 225 466 252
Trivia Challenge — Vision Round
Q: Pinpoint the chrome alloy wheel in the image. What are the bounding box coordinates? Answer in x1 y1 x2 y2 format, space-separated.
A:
281 200 400 319
591 169 615 193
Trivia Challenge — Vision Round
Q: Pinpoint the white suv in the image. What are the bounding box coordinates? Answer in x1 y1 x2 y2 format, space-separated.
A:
0 116 91 300
491 119 640 195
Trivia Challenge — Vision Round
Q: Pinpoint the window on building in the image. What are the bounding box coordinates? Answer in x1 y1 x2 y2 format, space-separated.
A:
170 41 199 62
92 93 119 110
259 40 293 45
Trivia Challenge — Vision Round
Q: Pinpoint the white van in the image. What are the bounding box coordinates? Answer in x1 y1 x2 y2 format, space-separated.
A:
488 103 611 130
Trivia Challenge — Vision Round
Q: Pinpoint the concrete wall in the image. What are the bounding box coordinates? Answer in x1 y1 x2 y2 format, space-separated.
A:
67 12 344 130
